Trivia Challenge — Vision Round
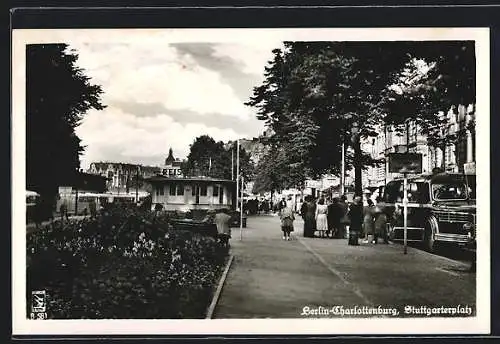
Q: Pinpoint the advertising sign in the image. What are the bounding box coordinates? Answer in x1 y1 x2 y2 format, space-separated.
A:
388 153 423 174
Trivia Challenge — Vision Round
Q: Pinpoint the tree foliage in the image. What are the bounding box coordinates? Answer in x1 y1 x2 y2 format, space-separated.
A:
27 44 106 207
247 41 476 194
181 135 253 181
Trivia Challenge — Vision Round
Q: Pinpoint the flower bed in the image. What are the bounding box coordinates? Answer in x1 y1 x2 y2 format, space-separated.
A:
26 205 228 319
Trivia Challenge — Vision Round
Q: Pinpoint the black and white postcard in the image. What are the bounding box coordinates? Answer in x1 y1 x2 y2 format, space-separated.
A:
12 27 490 335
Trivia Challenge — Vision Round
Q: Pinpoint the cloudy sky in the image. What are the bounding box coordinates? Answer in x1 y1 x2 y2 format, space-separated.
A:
15 28 483 171
65 34 283 169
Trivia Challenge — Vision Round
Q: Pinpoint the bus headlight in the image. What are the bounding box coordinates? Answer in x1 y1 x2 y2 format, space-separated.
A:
463 222 474 237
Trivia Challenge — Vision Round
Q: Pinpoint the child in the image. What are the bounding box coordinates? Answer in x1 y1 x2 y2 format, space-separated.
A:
279 204 295 241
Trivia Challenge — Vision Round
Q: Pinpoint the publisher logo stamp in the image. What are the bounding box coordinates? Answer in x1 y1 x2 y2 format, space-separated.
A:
30 290 47 320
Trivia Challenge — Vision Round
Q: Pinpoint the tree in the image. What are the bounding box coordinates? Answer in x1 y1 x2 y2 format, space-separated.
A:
26 44 106 212
181 135 254 181
247 42 409 195
383 41 476 170
247 41 475 195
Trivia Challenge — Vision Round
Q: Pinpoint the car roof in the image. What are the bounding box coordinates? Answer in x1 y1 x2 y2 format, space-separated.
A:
388 172 475 184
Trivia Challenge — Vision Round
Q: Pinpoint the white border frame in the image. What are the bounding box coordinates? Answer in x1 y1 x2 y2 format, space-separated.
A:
12 27 490 335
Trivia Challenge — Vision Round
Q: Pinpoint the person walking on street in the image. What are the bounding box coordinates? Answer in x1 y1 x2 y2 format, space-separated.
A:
214 208 232 248
347 196 363 246
301 195 316 238
373 196 389 244
279 203 295 241
362 199 376 244
315 198 329 238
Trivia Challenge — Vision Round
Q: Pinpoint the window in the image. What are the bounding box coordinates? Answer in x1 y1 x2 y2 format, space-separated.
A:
159 186 164 196
200 185 207 196
432 182 467 201
213 185 219 197
176 184 184 196
384 181 401 203
169 184 176 195
407 182 430 204
192 185 197 196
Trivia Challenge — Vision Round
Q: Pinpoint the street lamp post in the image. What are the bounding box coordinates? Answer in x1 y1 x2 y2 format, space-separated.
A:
341 140 345 195
236 140 240 211
135 165 140 204
240 175 244 241
231 144 234 181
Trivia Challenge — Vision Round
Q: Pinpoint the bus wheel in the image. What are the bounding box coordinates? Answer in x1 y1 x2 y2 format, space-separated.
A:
424 223 438 253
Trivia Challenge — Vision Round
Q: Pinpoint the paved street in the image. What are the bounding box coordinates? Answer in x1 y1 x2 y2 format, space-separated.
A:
213 214 475 318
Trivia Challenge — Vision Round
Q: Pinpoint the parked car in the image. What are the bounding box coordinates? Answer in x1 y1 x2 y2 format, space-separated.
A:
379 172 476 252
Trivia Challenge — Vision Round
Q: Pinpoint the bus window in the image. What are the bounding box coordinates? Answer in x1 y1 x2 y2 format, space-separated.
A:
384 181 402 203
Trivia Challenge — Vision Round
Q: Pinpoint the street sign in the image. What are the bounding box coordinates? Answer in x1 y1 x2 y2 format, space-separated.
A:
388 153 423 174
464 162 476 175
387 153 423 255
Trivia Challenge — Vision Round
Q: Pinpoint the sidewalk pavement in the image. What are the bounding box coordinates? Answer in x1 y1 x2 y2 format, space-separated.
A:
213 215 475 318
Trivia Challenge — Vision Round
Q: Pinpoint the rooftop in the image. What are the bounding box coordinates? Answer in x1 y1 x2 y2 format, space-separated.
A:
145 175 235 183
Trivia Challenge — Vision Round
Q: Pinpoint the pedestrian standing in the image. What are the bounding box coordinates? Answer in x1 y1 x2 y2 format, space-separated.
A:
338 195 350 239
347 196 363 246
89 199 97 218
315 198 329 238
301 195 317 238
373 197 389 244
214 208 232 248
279 203 295 240
362 199 376 243
60 202 68 221
296 198 303 215
327 197 342 238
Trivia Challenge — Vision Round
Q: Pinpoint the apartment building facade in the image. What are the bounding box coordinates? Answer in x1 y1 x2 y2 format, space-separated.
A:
359 103 476 190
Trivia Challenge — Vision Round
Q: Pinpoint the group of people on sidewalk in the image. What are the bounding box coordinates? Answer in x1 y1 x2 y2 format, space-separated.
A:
278 193 390 246
346 196 389 246
299 195 350 239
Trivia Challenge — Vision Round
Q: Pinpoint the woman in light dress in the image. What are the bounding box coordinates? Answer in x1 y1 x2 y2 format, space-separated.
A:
315 198 329 238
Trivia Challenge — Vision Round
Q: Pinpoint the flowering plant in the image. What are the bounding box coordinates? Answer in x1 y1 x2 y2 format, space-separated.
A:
27 205 228 319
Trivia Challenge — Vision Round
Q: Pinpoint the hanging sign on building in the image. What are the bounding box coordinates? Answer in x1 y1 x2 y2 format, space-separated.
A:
305 179 321 189
388 153 423 174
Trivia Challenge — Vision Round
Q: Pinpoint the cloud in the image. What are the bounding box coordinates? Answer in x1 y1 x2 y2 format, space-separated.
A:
69 41 252 120
56 36 280 168
75 108 244 169
211 42 280 76
111 100 265 134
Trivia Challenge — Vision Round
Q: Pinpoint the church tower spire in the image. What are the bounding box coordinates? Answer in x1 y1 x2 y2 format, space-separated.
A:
165 148 175 165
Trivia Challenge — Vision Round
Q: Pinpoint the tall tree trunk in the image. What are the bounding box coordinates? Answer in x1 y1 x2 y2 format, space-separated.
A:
441 143 446 171
354 134 363 197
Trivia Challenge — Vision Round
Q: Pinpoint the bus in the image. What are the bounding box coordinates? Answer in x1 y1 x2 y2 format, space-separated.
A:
26 190 40 223
56 191 149 216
